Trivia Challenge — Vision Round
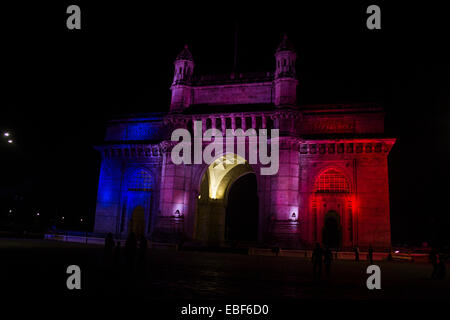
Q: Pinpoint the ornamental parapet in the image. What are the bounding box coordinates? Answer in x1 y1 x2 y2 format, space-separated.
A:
298 138 396 155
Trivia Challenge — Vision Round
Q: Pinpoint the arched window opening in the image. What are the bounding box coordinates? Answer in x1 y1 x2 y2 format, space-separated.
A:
128 169 152 191
315 169 349 193
206 118 212 130
226 117 232 129
256 117 262 130
186 120 194 137
215 117 221 129
236 117 242 129
245 117 252 129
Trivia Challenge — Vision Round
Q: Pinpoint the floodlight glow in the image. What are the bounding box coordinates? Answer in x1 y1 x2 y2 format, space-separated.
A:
207 154 246 199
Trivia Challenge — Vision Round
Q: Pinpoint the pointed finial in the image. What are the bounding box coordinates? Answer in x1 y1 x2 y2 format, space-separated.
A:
176 44 193 61
276 33 295 53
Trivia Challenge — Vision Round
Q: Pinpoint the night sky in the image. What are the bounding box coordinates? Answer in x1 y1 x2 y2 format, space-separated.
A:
1 2 449 245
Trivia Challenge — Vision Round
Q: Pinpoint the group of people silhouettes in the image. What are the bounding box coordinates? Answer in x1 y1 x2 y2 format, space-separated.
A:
312 243 334 280
352 245 374 263
429 247 447 279
104 232 148 273
312 243 376 280
104 233 447 282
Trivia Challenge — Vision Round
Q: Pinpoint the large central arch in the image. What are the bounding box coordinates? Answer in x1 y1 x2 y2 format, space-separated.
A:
194 154 257 245
225 173 258 242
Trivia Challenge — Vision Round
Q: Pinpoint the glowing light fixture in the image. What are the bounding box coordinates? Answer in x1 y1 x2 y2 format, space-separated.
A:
4 132 10 137
7 139 13 144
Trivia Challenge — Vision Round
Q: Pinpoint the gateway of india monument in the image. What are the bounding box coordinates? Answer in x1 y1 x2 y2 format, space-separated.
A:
93 35 395 250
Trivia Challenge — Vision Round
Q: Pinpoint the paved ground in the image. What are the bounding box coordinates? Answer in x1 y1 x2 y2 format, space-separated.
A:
0 239 448 303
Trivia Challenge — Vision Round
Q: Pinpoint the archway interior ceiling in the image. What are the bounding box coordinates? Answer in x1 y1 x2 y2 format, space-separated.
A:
206 154 253 200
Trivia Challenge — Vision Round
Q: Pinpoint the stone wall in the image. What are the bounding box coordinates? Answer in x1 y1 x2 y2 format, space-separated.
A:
192 82 274 106
94 112 394 249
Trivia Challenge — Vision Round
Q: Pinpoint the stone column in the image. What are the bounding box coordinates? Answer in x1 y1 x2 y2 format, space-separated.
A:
192 117 199 136
268 139 301 248
231 116 236 130
241 116 246 131
221 116 226 132
201 117 206 133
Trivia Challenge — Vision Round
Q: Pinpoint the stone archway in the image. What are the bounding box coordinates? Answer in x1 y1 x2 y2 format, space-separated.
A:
195 154 256 244
225 173 258 242
322 210 342 249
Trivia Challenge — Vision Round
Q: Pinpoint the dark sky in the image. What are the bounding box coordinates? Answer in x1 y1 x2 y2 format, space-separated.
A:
1 2 449 244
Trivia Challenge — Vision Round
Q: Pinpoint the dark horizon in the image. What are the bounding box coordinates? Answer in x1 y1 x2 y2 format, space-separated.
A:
1 2 450 246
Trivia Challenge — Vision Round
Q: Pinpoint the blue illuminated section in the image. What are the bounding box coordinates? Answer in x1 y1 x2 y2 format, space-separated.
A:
105 113 168 142
126 123 156 140
99 187 113 203
96 161 122 209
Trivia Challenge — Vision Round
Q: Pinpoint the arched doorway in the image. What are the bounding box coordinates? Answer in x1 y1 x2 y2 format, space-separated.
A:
322 210 341 249
195 154 257 244
225 173 258 241
129 205 145 238
124 168 153 237
313 168 351 248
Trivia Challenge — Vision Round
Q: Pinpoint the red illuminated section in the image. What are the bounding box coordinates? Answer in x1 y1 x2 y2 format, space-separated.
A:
314 169 349 193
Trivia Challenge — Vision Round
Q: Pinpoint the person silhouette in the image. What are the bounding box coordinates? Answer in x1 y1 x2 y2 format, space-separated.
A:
114 240 121 267
312 243 323 280
104 232 115 265
323 246 333 279
354 246 360 262
430 247 438 279
437 253 446 280
368 245 374 264
137 235 148 272
125 232 137 272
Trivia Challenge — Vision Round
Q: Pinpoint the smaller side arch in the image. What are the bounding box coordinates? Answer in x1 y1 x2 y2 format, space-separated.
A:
120 166 155 237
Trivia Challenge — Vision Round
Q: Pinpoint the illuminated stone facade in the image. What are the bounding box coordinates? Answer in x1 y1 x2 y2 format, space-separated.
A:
94 36 395 249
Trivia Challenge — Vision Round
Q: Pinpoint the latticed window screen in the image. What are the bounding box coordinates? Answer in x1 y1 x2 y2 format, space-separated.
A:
315 169 349 193
128 169 152 191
